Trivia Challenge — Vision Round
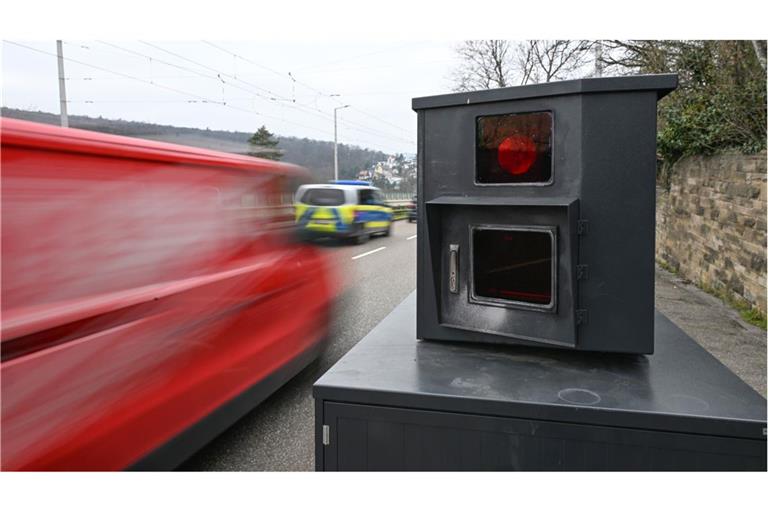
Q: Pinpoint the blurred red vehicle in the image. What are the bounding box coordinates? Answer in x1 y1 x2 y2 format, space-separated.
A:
0 118 338 470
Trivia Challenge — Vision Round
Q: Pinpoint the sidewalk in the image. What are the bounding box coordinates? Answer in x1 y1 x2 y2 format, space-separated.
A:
655 266 766 397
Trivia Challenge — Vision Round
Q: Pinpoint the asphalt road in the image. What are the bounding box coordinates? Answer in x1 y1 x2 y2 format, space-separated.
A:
180 220 418 471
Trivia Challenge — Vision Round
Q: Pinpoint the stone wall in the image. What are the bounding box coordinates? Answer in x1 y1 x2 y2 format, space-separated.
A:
656 151 767 314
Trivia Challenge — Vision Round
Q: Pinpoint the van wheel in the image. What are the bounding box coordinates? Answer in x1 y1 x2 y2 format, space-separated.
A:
352 224 369 245
382 224 391 237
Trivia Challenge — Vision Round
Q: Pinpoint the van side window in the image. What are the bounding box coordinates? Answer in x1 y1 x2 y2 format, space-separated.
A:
301 188 345 206
358 189 376 205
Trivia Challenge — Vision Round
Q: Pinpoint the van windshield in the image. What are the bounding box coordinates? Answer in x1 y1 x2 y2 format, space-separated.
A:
300 188 345 206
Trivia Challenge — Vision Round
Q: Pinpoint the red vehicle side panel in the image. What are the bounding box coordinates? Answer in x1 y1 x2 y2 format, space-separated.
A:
1 119 336 470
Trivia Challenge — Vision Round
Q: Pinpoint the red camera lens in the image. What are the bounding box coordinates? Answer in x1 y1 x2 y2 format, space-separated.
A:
497 135 537 175
476 112 552 184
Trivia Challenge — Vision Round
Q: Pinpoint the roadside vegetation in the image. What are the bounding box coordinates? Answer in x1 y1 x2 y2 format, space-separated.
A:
599 41 767 188
450 40 767 188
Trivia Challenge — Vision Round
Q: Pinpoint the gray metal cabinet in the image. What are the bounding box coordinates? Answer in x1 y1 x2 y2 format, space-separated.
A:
320 402 764 471
314 293 767 471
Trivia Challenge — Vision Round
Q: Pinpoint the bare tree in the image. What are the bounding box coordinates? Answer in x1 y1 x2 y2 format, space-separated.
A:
514 41 538 85
595 40 698 77
451 40 595 91
517 40 595 84
451 40 513 91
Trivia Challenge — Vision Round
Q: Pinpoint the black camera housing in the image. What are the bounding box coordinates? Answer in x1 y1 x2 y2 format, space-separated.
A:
413 74 677 354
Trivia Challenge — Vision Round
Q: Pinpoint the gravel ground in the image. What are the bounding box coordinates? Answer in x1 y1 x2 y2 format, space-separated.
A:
654 266 766 397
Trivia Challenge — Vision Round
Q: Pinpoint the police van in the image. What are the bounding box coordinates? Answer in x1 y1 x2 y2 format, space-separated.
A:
295 181 393 244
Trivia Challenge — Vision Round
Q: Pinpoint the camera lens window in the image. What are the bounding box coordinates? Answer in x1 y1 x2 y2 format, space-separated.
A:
476 112 552 184
472 228 553 306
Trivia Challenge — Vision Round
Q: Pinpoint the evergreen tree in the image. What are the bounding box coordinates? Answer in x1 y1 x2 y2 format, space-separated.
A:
248 125 282 160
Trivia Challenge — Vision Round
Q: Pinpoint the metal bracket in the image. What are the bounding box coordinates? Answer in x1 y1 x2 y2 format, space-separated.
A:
576 309 589 325
576 264 589 281
577 219 589 236
322 425 330 446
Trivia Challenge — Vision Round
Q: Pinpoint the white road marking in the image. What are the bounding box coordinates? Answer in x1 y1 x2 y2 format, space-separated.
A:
351 246 387 260
407 234 417 240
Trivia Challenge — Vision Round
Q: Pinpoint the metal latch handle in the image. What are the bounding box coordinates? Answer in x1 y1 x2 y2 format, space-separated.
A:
449 244 459 294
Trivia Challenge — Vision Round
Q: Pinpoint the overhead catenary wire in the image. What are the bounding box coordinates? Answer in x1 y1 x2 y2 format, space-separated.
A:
198 41 415 145
66 98 233 103
199 41 415 145
6 41 412 153
90 41 387 144
139 41 413 146
98 41 232 84
280 72 413 138
139 41 289 101
4 40 333 138
202 40 286 81
277 68 413 137
65 75 205 80
95 41 288 107
6 41 223 105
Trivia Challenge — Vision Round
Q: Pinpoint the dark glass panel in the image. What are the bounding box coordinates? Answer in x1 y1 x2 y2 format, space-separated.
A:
473 228 553 306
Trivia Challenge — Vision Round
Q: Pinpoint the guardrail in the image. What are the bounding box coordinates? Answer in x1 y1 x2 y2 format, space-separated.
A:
383 192 415 202
384 192 414 220
387 200 411 221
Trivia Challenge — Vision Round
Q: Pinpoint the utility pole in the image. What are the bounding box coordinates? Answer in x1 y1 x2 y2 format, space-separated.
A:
593 41 604 78
56 40 69 128
333 104 350 181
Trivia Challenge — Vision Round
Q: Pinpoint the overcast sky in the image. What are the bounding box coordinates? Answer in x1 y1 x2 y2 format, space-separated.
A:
2 40 460 155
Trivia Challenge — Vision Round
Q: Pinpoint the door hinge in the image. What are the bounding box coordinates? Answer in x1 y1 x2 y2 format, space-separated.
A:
576 309 589 325
322 424 330 446
577 219 589 236
576 264 589 280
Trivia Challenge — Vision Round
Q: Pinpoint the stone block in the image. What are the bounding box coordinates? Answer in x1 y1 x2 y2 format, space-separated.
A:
657 152 767 315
